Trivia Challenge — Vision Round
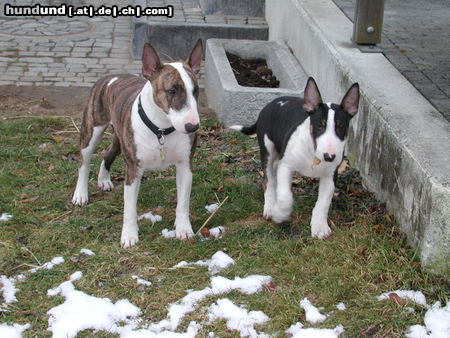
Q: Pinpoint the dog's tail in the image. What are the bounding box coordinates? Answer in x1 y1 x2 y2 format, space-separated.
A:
229 124 257 135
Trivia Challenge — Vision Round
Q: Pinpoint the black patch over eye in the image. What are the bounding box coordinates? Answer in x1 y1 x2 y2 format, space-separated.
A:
332 104 352 140
193 84 199 99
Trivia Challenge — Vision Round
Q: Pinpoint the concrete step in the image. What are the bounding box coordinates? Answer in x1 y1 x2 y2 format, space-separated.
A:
132 0 268 60
133 19 268 60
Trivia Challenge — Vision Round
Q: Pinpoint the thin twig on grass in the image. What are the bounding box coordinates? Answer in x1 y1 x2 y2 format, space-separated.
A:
21 247 42 266
195 195 229 236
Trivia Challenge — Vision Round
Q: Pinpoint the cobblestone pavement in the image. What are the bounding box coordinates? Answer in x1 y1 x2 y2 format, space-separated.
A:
334 0 450 121
0 0 265 89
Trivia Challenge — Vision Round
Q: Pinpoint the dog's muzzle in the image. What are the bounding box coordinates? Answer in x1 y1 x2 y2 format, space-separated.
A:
185 122 199 133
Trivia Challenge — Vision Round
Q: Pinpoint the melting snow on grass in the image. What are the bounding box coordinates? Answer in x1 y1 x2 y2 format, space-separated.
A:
0 275 19 305
285 323 345 338
132 275 152 287
0 323 31 338
1 256 65 308
47 271 141 338
0 213 13 221
300 298 327 324
138 211 162 223
205 203 220 213
377 290 428 307
208 298 270 337
406 301 450 338
173 251 235 275
80 248 95 256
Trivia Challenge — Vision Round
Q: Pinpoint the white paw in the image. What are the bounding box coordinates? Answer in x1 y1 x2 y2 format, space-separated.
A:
311 222 332 239
271 203 291 223
72 189 88 206
263 201 273 220
98 179 114 192
121 227 139 248
175 221 194 240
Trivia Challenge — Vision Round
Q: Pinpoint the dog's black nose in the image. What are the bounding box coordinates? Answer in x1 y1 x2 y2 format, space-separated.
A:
323 153 336 162
185 123 199 133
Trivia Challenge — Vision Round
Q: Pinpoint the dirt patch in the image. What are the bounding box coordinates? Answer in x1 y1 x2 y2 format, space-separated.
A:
226 52 280 88
0 85 90 121
0 85 216 121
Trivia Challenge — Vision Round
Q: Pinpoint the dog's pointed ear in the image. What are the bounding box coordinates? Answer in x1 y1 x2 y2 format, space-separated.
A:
341 83 360 116
186 39 203 74
142 43 162 80
303 77 322 112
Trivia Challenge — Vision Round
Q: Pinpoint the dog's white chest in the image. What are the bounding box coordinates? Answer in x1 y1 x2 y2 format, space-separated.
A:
131 109 192 170
283 124 340 178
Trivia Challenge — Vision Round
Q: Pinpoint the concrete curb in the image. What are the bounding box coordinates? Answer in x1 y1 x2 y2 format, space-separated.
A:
266 0 449 275
204 39 308 126
133 21 268 60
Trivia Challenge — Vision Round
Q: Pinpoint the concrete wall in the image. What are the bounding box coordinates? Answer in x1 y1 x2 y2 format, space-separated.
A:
266 0 450 275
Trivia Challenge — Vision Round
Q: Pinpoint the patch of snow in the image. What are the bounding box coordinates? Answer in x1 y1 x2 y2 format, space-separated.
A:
286 322 304 336
288 325 345 338
29 256 64 274
300 298 327 324
209 226 225 239
132 275 152 287
80 249 95 256
173 251 235 275
211 275 272 295
138 211 162 223
0 323 31 338
46 271 141 338
208 298 270 337
123 321 201 337
0 276 18 304
39 143 49 149
205 203 219 213
145 274 272 334
377 290 428 307
336 303 346 311
162 229 176 238
0 213 13 221
406 301 450 338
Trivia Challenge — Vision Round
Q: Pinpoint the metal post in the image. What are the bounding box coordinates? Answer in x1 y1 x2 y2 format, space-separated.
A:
352 0 385 46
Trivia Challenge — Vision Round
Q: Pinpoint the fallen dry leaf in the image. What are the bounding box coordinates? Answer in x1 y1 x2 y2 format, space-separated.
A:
200 227 211 238
388 293 407 306
19 196 38 203
52 135 63 143
263 281 280 293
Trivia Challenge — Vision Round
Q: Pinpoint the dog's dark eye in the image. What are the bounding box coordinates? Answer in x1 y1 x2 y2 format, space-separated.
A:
167 87 177 95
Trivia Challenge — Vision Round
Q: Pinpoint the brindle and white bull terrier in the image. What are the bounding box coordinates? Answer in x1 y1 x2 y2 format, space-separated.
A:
72 40 203 248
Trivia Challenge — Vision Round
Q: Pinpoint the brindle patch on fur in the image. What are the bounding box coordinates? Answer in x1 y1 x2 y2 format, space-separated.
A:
151 65 187 112
79 74 147 185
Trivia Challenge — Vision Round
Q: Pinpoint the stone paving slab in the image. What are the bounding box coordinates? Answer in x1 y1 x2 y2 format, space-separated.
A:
333 0 450 121
0 0 264 88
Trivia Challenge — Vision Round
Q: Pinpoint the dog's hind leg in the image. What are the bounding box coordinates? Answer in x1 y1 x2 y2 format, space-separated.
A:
310 175 334 239
72 124 107 206
98 135 121 191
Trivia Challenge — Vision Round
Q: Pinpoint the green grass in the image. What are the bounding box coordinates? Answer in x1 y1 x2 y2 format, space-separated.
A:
0 116 448 337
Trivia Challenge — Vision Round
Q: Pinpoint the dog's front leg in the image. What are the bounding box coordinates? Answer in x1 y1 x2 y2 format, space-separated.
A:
272 163 293 223
310 175 334 239
175 162 194 240
121 172 142 248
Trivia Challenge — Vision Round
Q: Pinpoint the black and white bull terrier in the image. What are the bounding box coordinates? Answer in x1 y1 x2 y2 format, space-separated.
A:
72 40 203 248
232 77 360 238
